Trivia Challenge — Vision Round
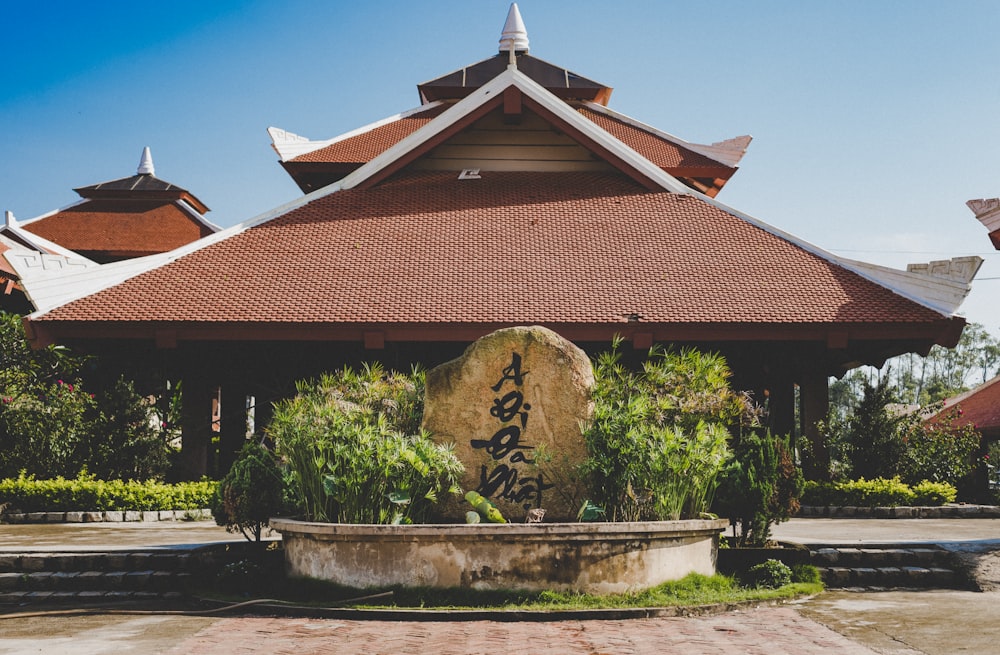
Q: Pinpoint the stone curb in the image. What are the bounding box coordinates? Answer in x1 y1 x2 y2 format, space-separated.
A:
798 504 1000 518
0 509 213 524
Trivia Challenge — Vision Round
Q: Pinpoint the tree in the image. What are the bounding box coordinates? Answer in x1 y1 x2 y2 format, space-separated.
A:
0 311 171 480
212 441 287 544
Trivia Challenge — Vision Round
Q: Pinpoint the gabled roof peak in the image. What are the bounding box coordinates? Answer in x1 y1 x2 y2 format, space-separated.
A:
137 146 155 176
499 3 529 54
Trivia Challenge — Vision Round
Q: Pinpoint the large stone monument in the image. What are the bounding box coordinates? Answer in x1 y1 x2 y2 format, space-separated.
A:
423 326 594 521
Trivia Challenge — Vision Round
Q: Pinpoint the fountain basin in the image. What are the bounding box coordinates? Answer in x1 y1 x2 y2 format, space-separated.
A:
270 517 729 594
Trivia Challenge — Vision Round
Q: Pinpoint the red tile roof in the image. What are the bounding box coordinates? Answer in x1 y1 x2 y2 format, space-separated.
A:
22 199 215 259
574 107 729 172
291 105 451 164
37 171 945 328
930 376 1000 434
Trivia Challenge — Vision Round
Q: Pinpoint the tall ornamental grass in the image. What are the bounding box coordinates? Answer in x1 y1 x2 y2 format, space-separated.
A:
581 342 744 521
269 364 463 524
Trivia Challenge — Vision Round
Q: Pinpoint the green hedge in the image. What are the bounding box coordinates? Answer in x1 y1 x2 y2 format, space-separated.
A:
802 477 957 507
0 473 218 513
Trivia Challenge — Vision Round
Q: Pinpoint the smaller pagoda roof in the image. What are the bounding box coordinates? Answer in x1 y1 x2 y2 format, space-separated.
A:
16 148 219 263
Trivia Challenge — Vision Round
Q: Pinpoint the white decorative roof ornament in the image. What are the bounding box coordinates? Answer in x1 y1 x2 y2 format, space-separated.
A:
967 198 1000 233
137 146 155 176
499 3 529 53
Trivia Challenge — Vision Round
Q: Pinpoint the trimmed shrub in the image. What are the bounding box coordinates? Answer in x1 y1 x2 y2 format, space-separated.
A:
911 480 958 505
212 441 288 542
801 477 956 507
0 472 216 513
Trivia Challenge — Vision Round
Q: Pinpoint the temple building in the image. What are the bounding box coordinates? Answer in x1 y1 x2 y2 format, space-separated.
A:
2 148 218 313
7 5 980 479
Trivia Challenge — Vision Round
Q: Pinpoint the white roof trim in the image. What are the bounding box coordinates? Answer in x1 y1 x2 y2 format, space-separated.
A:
0 219 90 260
175 198 222 232
3 249 99 313
579 101 751 168
968 198 1000 233
267 102 446 162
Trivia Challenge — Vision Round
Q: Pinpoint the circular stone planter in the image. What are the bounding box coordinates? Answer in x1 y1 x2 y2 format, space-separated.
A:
270 517 730 595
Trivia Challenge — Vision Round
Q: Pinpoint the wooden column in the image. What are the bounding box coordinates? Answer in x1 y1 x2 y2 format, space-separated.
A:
219 384 250 473
178 375 215 480
766 370 796 439
799 370 831 481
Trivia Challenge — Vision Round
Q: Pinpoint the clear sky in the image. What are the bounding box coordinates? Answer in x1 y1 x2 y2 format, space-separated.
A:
2 1 999 332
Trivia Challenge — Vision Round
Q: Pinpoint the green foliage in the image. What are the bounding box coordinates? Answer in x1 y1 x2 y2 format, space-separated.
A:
0 312 172 480
270 365 463 523
580 342 740 521
212 441 288 542
0 472 216 512
801 477 957 507
911 480 958 505
713 432 804 547
845 377 907 480
900 407 979 487
790 563 823 585
742 559 793 589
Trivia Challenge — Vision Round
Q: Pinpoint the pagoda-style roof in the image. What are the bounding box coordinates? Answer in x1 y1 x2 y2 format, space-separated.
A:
269 5 748 198
13 7 975 378
16 148 218 263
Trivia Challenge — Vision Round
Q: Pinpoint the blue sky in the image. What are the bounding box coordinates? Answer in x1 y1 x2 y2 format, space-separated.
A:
2 1 999 332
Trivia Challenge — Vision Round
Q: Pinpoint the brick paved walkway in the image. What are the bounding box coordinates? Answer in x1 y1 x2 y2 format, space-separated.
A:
164 607 878 655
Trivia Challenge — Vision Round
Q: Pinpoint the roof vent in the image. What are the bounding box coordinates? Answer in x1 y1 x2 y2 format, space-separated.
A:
498 3 529 54
458 169 482 180
137 146 155 176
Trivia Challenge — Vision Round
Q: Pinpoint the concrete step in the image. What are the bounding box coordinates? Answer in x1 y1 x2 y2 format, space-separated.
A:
0 547 230 602
808 544 966 589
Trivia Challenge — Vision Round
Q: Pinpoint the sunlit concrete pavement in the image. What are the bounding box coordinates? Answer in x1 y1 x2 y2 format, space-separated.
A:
1 518 999 654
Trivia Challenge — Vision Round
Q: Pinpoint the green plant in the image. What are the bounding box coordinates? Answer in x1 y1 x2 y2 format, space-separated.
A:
801 477 955 507
845 377 908 480
212 441 288 543
790 563 822 585
713 431 803 547
743 559 793 589
0 312 173 481
910 480 958 505
901 406 980 489
580 342 739 522
270 365 463 523
0 472 216 513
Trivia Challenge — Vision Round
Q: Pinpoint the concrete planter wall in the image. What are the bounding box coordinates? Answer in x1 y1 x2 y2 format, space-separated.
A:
270 517 729 595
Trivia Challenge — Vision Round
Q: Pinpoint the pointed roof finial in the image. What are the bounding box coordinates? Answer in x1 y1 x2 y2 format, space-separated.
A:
499 3 529 54
137 147 155 176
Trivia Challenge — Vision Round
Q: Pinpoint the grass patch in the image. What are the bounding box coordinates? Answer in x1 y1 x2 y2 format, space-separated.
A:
202 565 822 611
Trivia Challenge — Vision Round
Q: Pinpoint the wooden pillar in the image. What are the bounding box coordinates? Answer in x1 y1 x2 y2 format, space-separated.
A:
178 375 215 480
219 384 250 473
799 370 831 481
766 370 796 439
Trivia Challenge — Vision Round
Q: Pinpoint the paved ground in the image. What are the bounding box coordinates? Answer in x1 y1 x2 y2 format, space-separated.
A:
1 518 998 654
